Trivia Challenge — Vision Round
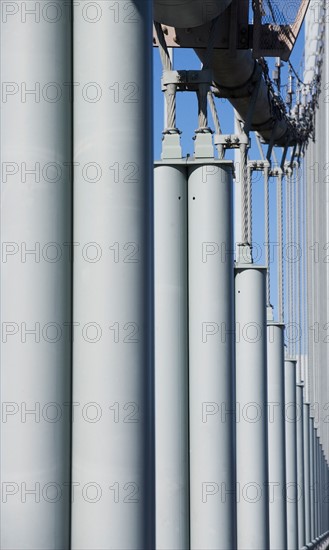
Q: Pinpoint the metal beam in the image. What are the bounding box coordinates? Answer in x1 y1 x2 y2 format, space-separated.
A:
153 0 232 28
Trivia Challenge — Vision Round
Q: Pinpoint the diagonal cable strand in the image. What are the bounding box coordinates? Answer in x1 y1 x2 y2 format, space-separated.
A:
277 168 284 323
265 164 271 306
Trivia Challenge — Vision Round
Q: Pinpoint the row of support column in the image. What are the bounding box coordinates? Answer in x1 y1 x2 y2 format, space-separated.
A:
155 158 329 550
1 2 329 547
155 160 236 549
2 123 329 550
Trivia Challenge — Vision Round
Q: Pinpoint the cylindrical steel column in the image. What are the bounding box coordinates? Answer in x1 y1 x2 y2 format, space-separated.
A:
0 5 72 549
318 437 321 537
314 431 318 538
325 459 329 531
324 459 327 534
154 163 189 549
314 427 319 538
71 2 154 548
303 403 311 545
296 376 306 548
320 448 325 535
318 446 321 538
188 162 236 550
310 416 316 541
284 358 298 550
315 436 321 536
267 322 287 549
235 265 269 550
323 454 326 535
324 458 329 531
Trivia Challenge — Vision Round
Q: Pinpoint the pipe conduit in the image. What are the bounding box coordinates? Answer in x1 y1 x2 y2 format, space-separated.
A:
154 0 292 145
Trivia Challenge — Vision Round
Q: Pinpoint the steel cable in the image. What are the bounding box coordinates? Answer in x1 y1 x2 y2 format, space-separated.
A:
264 163 271 306
154 22 177 131
277 168 284 323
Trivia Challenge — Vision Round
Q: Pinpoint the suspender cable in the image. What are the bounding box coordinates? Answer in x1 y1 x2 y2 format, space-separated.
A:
197 86 209 131
264 163 271 306
208 91 222 136
286 167 293 355
197 16 220 133
277 165 284 324
256 134 271 305
306 146 315 407
313 157 320 418
247 162 253 247
154 22 177 133
292 165 297 358
286 167 290 341
241 143 249 245
296 161 301 364
302 157 308 399
154 21 172 71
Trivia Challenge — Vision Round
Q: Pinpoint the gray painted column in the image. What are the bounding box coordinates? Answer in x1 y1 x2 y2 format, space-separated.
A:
284 358 298 550
314 432 319 537
267 322 287 549
310 417 316 541
303 403 311 545
154 163 189 549
235 265 269 550
189 162 236 550
71 2 154 548
296 374 306 547
320 448 325 535
324 458 329 531
0 4 72 548
316 435 321 537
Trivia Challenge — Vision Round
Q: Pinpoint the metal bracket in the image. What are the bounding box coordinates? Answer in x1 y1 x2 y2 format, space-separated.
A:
193 132 214 159
213 132 250 161
214 132 250 150
163 70 215 159
162 69 212 93
236 243 253 264
247 159 270 172
267 305 274 322
283 162 293 178
270 165 283 178
161 133 182 160
161 70 215 160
